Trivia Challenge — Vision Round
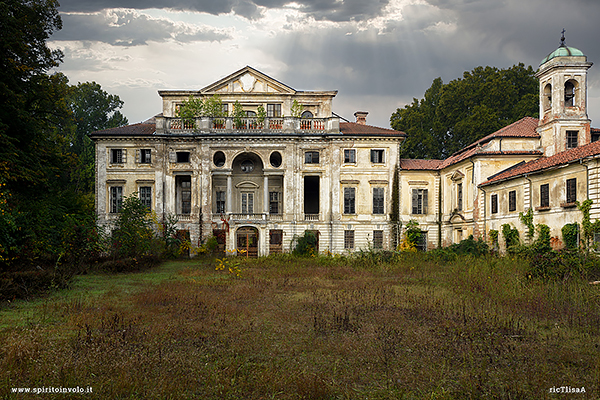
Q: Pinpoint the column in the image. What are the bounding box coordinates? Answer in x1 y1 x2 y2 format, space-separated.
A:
264 176 269 214
227 174 233 213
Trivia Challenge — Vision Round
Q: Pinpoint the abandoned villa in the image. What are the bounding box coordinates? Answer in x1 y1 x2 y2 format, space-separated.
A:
91 39 600 255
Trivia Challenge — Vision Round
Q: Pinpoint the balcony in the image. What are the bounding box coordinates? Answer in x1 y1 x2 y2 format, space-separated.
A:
211 213 284 222
304 214 319 221
156 116 339 135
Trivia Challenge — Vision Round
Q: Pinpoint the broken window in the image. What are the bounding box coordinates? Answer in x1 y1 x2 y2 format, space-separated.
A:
508 190 516 212
344 149 356 164
370 149 385 163
344 187 356 214
110 186 123 213
344 230 354 249
216 191 226 214
540 184 549 208
567 130 578 149
305 151 319 164
491 194 498 214
411 188 428 215
373 187 385 214
373 230 383 249
139 186 152 209
566 178 577 204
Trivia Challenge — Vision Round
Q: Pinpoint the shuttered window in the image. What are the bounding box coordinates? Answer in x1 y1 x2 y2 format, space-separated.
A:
411 189 428 215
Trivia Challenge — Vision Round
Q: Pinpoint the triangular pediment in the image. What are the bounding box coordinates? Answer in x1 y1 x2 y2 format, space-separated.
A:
200 66 296 95
451 170 465 181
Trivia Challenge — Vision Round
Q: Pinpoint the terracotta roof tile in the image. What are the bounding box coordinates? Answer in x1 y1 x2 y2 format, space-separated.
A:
480 140 600 187
400 159 444 170
92 123 156 136
339 122 406 137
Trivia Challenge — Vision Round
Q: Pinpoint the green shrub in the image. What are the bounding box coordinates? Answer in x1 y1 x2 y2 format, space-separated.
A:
447 235 489 256
292 231 318 256
501 224 520 252
562 223 579 250
532 224 551 253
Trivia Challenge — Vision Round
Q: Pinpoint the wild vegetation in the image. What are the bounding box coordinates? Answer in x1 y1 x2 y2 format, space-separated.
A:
1 252 599 399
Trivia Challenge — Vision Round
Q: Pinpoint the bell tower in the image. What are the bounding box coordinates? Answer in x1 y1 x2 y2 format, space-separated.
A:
536 31 593 157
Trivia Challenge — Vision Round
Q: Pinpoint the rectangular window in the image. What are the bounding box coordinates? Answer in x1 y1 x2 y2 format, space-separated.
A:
508 190 516 212
305 151 319 164
267 104 281 117
140 149 151 164
177 152 190 163
373 230 383 249
457 183 463 211
411 188 428 215
181 179 191 214
241 193 254 214
344 187 355 214
222 104 229 115
344 230 354 249
269 191 281 214
540 184 549 208
373 187 385 214
491 194 498 214
566 178 577 204
111 149 125 164
110 186 123 213
370 149 385 163
567 130 578 149
216 191 226 214
139 186 152 209
344 149 356 164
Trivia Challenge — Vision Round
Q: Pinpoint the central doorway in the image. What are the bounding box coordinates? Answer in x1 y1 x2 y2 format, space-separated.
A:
236 226 259 257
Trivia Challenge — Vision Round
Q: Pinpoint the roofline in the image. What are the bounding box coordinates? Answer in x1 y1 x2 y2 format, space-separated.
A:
479 154 600 188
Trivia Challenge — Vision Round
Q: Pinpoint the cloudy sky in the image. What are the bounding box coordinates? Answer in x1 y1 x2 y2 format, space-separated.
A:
49 0 600 128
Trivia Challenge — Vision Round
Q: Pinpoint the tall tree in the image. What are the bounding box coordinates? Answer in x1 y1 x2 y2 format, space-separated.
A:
67 82 128 192
391 63 539 159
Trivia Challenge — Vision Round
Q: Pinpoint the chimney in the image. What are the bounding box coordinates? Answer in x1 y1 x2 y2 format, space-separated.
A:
354 111 368 125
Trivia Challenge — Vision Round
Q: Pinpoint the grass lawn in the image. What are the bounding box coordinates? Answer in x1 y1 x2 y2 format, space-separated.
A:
1 253 599 399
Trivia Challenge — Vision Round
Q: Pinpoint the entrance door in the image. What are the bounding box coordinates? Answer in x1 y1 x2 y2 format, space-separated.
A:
236 227 259 257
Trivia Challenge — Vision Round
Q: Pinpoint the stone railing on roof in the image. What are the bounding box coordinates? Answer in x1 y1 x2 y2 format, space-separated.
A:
155 116 340 135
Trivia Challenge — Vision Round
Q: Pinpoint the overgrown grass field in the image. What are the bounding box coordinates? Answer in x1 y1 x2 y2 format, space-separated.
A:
1 253 599 399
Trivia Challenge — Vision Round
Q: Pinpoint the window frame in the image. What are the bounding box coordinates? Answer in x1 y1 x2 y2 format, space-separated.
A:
566 178 577 204
566 130 578 149
344 230 355 249
267 104 281 118
343 187 356 215
491 194 498 214
140 149 152 164
344 149 356 164
139 186 152 209
411 188 428 215
508 190 516 212
111 149 125 164
176 151 190 163
110 186 123 214
370 149 385 164
540 183 550 208
241 192 254 214
269 191 281 215
215 190 226 214
457 182 463 211
372 187 385 215
373 230 383 249
304 151 320 164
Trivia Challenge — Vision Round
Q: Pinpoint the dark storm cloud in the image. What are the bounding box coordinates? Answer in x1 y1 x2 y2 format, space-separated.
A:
52 10 232 45
57 0 390 22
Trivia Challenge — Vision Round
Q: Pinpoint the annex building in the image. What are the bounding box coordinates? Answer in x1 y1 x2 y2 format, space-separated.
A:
92 38 600 254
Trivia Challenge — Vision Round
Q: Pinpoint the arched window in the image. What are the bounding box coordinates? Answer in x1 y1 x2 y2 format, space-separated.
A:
544 83 552 110
245 110 257 117
565 80 576 107
301 111 313 119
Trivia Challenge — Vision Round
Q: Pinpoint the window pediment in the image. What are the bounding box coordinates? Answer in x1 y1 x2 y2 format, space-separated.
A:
235 181 260 189
451 170 465 181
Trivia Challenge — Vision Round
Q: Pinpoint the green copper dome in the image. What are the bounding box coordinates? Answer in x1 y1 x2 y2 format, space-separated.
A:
540 45 586 65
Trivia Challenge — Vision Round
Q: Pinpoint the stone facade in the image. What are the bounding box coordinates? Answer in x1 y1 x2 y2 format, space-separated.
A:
92 66 405 255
